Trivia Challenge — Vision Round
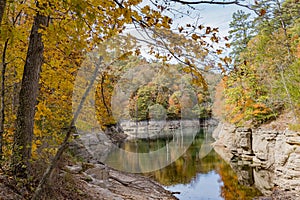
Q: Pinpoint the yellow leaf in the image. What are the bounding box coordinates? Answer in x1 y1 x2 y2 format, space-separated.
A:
192 33 200 40
216 49 223 55
141 5 150 14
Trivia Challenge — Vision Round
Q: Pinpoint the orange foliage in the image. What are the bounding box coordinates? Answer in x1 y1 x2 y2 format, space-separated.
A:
217 162 262 199
212 78 226 119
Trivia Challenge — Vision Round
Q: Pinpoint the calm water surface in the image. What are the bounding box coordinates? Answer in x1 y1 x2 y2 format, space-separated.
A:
165 170 223 200
105 125 262 200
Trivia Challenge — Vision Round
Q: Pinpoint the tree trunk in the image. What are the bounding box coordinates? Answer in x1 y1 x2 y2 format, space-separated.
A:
0 0 7 161
12 13 48 177
0 39 8 160
0 0 6 26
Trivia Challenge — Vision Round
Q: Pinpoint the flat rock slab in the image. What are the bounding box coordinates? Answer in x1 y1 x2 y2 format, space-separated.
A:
73 163 177 200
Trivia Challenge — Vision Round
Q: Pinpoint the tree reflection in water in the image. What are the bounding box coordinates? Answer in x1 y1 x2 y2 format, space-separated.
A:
142 129 263 199
106 127 262 199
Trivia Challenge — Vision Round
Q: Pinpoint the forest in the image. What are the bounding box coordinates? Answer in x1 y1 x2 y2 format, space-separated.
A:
217 0 300 127
0 0 299 199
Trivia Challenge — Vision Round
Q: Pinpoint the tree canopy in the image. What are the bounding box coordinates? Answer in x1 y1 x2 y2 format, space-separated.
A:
219 0 300 126
0 0 299 198
0 0 240 197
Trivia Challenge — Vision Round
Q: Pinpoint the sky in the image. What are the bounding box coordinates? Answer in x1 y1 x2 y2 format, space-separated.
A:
135 0 254 36
174 3 255 45
197 4 249 35
121 1 255 66
194 4 254 56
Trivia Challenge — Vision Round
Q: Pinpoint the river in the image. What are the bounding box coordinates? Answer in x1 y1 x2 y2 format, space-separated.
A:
104 122 263 199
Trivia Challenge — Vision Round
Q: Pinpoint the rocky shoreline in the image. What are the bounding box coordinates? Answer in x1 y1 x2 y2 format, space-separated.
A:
65 119 218 199
66 130 178 200
120 119 202 139
212 122 300 199
60 162 177 200
0 124 180 200
0 151 177 200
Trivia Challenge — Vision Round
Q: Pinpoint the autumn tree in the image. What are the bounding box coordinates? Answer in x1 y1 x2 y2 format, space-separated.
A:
7 0 148 177
223 0 300 126
95 56 145 132
0 0 267 197
124 63 209 121
12 8 48 176
212 78 226 120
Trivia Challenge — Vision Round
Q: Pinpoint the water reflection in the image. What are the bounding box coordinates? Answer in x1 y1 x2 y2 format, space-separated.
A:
143 130 218 185
145 129 262 199
105 126 262 199
165 171 223 200
104 126 198 173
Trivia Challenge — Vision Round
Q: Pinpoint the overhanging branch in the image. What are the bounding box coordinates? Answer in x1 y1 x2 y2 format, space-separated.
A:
169 0 239 5
168 0 254 12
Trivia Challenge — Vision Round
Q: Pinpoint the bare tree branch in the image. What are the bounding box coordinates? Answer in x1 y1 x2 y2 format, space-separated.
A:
169 0 239 5
31 56 103 200
167 0 255 13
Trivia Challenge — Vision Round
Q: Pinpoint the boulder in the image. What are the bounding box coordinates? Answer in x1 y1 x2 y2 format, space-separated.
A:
69 131 114 163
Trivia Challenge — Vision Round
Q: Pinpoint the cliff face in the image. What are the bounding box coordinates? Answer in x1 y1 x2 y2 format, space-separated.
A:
213 122 300 198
